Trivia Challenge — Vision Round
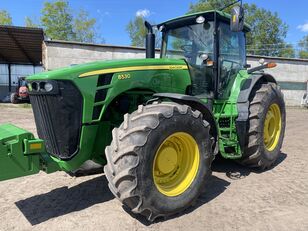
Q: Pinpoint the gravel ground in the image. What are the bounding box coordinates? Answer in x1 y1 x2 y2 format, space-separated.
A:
0 104 307 231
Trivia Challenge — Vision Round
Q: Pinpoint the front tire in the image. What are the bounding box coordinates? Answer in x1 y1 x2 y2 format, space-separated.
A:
238 82 286 169
104 102 213 221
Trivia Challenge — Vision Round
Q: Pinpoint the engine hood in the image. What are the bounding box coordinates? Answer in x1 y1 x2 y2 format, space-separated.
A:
27 58 188 81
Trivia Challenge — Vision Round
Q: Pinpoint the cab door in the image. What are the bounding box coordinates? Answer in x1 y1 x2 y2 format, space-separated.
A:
218 22 246 99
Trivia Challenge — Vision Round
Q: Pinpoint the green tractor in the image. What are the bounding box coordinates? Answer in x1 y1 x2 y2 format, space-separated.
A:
0 6 285 221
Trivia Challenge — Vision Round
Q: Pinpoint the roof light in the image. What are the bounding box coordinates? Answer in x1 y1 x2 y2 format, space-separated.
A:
196 16 205 24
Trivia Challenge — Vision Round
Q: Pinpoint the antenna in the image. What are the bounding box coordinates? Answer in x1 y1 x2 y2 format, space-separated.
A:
219 0 241 11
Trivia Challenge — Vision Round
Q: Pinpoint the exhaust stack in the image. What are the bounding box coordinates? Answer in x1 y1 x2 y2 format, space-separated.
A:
145 21 155 58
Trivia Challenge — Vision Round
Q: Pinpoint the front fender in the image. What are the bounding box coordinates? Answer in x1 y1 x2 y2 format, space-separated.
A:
153 93 217 142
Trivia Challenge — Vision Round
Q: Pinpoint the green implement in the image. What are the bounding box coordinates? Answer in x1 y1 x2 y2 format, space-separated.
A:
0 124 42 181
0 124 59 181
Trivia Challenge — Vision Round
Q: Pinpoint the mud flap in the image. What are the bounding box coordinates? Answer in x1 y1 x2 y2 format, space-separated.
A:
0 124 44 181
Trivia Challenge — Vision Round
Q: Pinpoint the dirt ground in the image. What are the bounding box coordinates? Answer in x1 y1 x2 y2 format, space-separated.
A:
0 104 307 231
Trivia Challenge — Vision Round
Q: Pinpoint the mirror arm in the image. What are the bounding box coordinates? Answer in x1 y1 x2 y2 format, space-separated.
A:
220 0 241 11
247 62 277 74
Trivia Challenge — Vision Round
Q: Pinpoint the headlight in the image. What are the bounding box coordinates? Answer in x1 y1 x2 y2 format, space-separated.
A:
32 82 38 91
28 80 58 95
44 82 53 92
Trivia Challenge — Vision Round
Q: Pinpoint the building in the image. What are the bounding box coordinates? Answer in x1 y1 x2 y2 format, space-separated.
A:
0 25 44 100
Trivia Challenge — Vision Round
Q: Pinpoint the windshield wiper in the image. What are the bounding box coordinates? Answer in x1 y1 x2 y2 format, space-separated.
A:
187 25 208 48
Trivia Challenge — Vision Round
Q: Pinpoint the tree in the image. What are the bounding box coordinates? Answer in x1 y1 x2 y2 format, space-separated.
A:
41 0 75 40
0 10 12 25
244 4 289 57
127 16 147 47
189 1 292 57
41 0 101 43
277 43 295 58
25 16 39 28
126 16 161 48
189 0 234 12
73 9 97 43
298 35 308 59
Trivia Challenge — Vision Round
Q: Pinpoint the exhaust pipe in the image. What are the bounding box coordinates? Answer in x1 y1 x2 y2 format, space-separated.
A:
145 21 155 58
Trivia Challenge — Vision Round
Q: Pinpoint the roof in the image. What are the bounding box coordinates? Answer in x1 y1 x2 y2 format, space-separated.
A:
0 25 44 65
157 10 251 32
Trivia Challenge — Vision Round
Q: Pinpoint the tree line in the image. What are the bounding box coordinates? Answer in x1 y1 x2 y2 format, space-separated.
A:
127 0 308 59
0 0 101 43
1 0 307 58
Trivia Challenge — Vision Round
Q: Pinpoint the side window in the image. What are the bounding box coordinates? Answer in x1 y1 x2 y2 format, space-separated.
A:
218 23 246 98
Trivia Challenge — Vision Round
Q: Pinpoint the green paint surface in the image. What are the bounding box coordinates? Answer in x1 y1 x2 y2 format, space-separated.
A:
0 124 40 181
0 10 273 181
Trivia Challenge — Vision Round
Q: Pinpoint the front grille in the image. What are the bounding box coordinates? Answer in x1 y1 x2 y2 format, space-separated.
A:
29 80 83 160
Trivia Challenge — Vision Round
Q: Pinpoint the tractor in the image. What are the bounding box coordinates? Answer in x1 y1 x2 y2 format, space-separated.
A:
10 76 30 104
0 5 285 221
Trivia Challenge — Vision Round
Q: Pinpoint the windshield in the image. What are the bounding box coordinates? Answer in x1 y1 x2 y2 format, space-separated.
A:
162 22 214 96
163 22 214 65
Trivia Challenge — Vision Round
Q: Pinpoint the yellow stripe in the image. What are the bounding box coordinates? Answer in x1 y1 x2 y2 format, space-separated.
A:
79 65 188 77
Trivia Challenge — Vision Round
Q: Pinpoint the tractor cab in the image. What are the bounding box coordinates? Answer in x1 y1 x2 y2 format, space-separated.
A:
156 10 249 100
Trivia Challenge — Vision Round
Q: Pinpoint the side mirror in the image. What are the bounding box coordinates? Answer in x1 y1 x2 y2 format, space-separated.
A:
230 5 244 32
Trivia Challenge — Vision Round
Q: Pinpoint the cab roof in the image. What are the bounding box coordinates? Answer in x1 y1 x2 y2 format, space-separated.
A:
157 10 251 32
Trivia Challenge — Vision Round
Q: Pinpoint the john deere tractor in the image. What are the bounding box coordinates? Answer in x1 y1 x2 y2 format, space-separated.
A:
0 5 285 221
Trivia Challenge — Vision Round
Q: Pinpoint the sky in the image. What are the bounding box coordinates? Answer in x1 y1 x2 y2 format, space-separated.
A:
1 0 308 46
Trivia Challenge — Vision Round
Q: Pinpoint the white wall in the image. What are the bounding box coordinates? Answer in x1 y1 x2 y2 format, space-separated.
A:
10 65 43 86
0 64 43 100
247 56 308 106
43 40 160 70
0 64 8 86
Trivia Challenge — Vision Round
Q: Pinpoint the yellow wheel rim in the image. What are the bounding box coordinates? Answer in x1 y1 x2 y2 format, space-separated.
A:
153 132 200 197
263 103 282 151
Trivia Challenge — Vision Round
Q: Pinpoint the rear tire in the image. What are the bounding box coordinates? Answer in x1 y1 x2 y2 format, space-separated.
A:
104 102 213 221
10 93 19 104
238 82 286 169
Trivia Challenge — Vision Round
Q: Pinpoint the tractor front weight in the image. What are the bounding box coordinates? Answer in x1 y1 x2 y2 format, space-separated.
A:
0 124 59 181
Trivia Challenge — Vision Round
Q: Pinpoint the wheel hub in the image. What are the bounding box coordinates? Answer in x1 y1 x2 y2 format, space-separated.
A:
263 103 282 151
153 132 200 197
156 146 178 174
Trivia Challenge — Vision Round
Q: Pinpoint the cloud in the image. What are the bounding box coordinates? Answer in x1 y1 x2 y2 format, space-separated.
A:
136 9 151 18
297 23 308 32
97 9 110 17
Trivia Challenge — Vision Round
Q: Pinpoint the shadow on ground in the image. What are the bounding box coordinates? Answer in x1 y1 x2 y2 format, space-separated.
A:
124 175 231 226
15 175 114 225
124 152 288 225
15 153 287 226
212 152 287 180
